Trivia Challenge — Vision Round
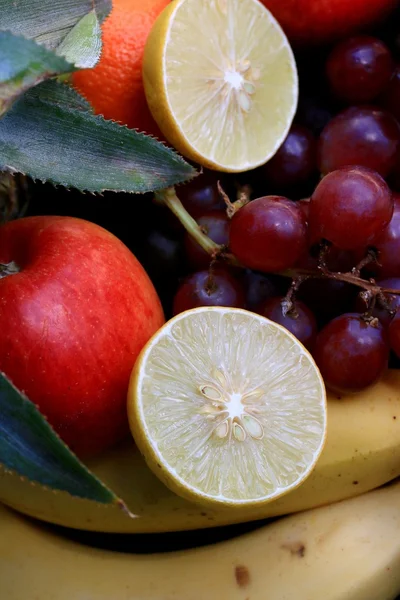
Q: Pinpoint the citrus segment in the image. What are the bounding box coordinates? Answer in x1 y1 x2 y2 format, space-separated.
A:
143 0 298 172
128 307 327 508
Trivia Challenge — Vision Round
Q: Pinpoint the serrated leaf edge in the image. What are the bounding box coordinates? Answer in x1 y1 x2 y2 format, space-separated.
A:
0 463 136 517
0 30 76 117
55 10 103 70
0 371 132 511
3 85 199 193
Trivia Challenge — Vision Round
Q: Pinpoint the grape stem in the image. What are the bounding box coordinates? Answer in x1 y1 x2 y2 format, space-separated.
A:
282 266 400 296
156 187 400 301
217 181 251 218
155 187 220 256
155 187 241 265
281 275 310 317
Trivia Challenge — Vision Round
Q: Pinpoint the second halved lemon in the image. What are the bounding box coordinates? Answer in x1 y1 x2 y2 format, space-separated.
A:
128 307 326 509
143 0 298 172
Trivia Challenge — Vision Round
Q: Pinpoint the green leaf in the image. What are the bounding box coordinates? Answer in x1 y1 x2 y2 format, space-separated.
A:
0 81 197 193
0 1 110 109
56 10 103 69
0 371 118 503
0 0 111 51
0 32 74 116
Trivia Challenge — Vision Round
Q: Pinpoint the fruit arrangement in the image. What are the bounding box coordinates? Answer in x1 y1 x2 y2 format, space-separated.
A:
1 0 400 598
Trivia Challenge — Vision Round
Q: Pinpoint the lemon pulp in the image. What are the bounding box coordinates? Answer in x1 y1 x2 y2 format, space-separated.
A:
128 308 327 508
143 0 298 172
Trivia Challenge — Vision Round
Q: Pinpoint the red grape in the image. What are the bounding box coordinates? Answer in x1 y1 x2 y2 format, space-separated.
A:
155 172 226 234
172 269 245 315
326 36 393 103
255 296 317 351
372 199 400 277
295 96 334 137
297 237 366 272
243 270 283 312
298 278 358 325
326 246 367 272
313 313 389 393
178 171 225 218
136 229 187 317
309 166 393 250
138 229 185 283
261 125 317 189
389 150 400 192
297 198 311 222
184 211 229 270
381 66 400 122
389 311 400 358
355 277 400 327
229 196 307 273
318 106 400 178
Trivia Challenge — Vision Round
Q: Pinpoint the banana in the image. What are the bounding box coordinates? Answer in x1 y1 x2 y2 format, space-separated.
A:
1 481 400 600
1 370 400 533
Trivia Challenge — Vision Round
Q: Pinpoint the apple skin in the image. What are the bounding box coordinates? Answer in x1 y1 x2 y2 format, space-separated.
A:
0 216 164 458
262 0 398 45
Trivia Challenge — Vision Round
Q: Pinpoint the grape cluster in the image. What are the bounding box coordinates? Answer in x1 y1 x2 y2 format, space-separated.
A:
144 33 400 395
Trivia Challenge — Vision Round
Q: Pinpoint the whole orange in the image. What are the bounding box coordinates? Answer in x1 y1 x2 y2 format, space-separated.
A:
72 0 170 137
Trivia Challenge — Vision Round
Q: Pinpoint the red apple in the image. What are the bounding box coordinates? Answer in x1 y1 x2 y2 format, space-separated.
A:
262 0 398 46
0 216 164 457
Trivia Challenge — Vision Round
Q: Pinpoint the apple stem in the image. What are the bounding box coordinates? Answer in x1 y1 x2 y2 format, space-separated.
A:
0 261 19 279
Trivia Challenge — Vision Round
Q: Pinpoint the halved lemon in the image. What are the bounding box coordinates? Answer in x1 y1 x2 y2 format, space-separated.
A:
143 0 298 172
128 307 327 509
